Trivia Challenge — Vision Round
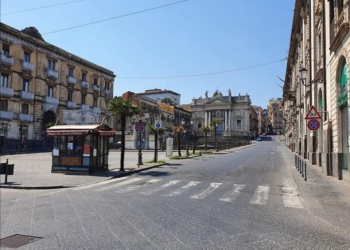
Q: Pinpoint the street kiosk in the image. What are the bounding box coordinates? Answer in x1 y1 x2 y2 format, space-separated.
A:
46 124 115 174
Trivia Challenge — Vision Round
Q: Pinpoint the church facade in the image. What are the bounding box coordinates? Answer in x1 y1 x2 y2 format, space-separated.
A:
190 90 251 136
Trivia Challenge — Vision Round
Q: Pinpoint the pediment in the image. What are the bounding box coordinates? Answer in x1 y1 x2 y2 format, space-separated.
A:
206 97 230 105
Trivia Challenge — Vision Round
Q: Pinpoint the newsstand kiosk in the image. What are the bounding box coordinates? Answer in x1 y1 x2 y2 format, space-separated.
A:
46 124 115 174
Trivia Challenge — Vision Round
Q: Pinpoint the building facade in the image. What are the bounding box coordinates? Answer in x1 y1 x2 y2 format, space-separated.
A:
190 90 251 136
267 98 283 135
251 105 265 134
0 23 115 149
283 0 350 181
136 88 181 106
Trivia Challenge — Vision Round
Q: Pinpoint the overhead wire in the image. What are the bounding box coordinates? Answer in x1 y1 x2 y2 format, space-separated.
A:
41 0 187 35
1 0 89 16
117 58 287 79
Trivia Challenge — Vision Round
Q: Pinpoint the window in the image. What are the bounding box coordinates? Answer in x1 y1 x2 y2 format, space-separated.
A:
0 73 8 87
22 79 29 92
68 68 74 77
68 91 73 102
48 60 55 70
2 44 9 56
93 97 97 107
104 81 109 90
47 87 53 97
0 100 8 111
82 73 86 81
81 94 86 105
337 0 344 14
24 52 30 62
94 77 98 86
237 120 242 129
21 103 29 114
318 33 322 64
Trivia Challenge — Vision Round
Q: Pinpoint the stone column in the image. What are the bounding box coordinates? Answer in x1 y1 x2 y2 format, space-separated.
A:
205 111 208 127
224 110 227 131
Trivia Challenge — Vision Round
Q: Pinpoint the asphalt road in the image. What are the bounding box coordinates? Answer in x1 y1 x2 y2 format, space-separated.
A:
1 136 350 249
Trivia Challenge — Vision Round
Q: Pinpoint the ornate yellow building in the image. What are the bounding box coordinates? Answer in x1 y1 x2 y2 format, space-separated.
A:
0 23 115 149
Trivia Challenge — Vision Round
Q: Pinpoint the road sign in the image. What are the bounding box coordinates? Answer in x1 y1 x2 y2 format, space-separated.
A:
305 106 322 119
307 119 320 130
135 122 144 133
155 120 162 129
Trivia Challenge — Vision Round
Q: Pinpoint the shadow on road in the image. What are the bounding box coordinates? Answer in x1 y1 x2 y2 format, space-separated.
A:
262 136 273 141
137 171 172 177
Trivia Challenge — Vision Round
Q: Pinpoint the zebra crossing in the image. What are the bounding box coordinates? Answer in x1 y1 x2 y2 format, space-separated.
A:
78 177 304 209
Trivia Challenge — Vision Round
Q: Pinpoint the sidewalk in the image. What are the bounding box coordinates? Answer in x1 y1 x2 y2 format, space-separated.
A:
286 148 350 232
0 144 255 189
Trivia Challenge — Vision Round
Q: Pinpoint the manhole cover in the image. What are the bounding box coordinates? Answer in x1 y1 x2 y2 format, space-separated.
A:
0 234 42 248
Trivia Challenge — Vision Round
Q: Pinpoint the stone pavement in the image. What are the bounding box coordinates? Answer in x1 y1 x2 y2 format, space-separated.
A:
0 144 255 189
286 149 350 232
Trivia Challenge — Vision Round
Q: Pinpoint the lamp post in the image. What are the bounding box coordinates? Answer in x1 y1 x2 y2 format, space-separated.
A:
181 118 189 156
134 112 149 166
215 122 219 152
191 118 195 154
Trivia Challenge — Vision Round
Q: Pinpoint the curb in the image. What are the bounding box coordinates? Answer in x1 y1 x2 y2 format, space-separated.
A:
0 163 167 190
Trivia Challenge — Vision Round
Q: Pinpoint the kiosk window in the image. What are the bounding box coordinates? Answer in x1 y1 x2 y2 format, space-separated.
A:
83 135 91 156
74 136 82 155
60 136 67 154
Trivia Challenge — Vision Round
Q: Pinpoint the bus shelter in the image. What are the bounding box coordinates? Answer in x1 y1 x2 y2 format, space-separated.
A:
46 124 115 174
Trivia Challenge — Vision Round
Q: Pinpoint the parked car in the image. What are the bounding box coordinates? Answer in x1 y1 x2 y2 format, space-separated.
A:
256 137 262 141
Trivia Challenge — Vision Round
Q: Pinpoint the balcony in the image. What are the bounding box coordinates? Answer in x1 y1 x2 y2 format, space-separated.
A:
21 61 35 73
93 85 100 92
93 107 101 112
0 111 13 121
20 91 34 102
0 54 14 67
81 104 89 110
46 69 59 80
81 80 89 89
18 114 33 122
43 96 59 105
330 4 350 52
67 76 77 85
104 89 111 95
0 87 14 98
66 101 77 109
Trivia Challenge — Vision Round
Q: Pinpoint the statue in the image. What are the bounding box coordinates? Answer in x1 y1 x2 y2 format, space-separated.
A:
205 90 208 98
228 89 231 96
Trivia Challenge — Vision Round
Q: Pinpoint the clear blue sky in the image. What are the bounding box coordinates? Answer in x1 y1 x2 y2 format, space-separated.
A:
1 0 294 109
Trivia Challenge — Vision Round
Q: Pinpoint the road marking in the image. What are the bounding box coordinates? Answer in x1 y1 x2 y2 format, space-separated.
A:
250 186 270 205
164 181 201 197
73 177 129 190
191 183 222 199
140 180 181 195
219 184 246 202
95 177 144 191
282 178 303 209
115 179 160 193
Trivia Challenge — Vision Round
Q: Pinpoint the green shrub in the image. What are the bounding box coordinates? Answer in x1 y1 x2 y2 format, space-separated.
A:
169 155 188 159
198 150 212 154
145 159 166 164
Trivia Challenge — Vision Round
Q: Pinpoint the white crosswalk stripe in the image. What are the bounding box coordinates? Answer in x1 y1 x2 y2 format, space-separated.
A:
95 177 144 192
219 184 246 202
191 183 222 199
250 185 270 205
73 177 129 190
282 178 303 209
164 181 201 197
115 179 161 193
140 180 181 195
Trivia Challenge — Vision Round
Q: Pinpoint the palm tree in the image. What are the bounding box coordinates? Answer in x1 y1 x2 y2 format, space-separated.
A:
148 124 166 162
108 97 141 171
173 125 184 157
200 126 211 151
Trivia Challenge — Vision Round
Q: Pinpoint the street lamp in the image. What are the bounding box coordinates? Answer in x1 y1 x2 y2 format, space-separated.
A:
133 111 149 166
191 118 195 154
181 118 189 156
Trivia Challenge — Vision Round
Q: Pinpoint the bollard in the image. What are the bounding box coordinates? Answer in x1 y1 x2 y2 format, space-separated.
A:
301 159 304 177
295 155 297 168
5 159 8 184
304 161 307 181
298 157 301 171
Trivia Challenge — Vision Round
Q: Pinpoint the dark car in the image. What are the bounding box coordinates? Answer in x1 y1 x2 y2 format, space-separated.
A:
256 137 262 141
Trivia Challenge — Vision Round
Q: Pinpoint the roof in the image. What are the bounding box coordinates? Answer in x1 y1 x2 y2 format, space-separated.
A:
47 124 112 130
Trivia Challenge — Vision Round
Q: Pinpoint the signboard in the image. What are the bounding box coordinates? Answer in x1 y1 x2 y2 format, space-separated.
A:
135 123 144 133
155 120 162 129
166 138 173 157
305 106 321 119
307 119 320 131
63 110 101 124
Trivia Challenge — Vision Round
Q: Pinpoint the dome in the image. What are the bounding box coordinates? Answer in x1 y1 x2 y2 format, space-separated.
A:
21 27 45 41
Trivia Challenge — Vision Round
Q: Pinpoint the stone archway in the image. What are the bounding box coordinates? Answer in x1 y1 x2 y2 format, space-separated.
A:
41 111 56 148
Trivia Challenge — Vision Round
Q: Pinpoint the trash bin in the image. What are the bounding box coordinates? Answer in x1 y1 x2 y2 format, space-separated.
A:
0 163 14 175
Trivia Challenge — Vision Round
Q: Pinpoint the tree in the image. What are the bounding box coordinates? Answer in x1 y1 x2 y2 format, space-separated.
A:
161 97 175 106
17 120 28 149
108 97 142 171
210 119 221 152
148 124 166 162
173 125 184 157
200 126 211 151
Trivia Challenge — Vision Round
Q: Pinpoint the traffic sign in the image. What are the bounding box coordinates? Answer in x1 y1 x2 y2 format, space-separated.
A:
155 120 162 129
135 122 144 133
305 106 322 119
307 119 320 130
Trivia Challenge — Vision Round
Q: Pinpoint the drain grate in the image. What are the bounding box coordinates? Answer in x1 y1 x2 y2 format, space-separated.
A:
0 234 42 248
